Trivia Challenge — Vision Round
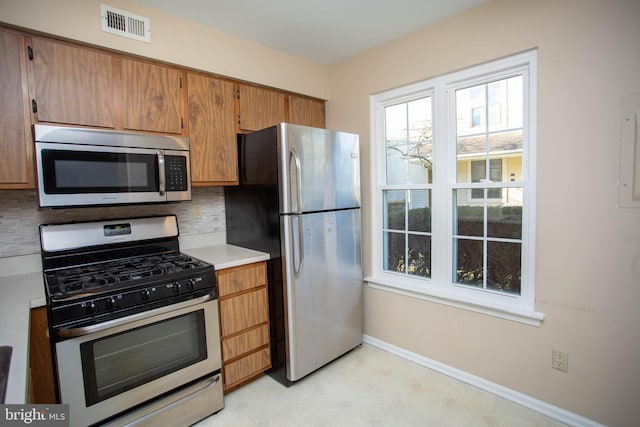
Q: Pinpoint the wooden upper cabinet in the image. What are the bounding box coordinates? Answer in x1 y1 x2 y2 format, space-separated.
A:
288 95 326 128
237 84 285 132
30 37 115 128
0 29 34 188
121 58 183 134
187 73 238 184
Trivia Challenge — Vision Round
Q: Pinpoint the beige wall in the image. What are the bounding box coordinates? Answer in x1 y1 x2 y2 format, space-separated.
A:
0 0 329 99
327 0 640 425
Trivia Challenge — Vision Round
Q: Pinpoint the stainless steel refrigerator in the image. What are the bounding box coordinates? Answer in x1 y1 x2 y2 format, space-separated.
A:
225 123 362 384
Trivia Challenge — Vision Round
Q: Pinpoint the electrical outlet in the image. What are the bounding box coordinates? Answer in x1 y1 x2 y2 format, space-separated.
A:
552 349 568 372
192 204 202 219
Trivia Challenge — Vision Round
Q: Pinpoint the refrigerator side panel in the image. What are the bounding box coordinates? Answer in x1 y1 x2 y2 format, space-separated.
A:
279 124 360 214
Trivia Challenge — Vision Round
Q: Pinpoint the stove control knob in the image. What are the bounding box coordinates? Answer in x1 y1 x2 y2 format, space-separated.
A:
86 301 98 315
186 279 195 291
141 289 150 301
172 283 181 294
105 297 116 310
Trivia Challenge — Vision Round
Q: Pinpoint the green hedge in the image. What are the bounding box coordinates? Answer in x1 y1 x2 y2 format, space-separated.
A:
385 204 522 294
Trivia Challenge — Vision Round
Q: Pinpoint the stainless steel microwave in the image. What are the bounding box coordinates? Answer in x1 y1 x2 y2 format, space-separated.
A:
34 125 191 208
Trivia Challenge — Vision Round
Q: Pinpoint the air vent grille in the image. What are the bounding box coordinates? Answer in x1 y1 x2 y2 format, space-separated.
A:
100 4 151 43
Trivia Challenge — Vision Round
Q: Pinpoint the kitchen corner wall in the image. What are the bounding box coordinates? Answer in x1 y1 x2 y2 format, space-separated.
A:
0 188 225 258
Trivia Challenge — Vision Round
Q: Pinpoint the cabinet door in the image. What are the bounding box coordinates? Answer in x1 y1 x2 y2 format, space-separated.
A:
288 95 326 128
217 262 267 297
187 73 237 184
238 84 285 132
121 58 183 134
0 30 34 188
30 37 115 128
219 287 269 337
29 307 56 403
223 347 271 390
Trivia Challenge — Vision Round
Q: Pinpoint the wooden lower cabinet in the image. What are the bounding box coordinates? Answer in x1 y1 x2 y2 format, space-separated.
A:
217 261 271 391
29 307 56 404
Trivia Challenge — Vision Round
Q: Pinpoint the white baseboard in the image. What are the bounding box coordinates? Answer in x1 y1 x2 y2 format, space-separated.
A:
363 334 604 427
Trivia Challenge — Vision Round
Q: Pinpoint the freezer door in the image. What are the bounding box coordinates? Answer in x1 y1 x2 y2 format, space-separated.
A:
278 124 360 214
280 208 362 382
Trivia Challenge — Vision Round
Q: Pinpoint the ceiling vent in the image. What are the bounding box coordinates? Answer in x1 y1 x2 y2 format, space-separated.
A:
100 4 151 43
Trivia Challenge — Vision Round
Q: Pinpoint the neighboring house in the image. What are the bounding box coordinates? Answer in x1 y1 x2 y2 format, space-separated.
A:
386 75 524 208
456 129 523 206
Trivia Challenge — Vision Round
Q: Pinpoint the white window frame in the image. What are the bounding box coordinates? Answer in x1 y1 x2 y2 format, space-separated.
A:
367 50 544 326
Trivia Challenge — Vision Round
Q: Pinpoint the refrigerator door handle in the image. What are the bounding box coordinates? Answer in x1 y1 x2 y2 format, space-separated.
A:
289 147 303 213
292 215 305 278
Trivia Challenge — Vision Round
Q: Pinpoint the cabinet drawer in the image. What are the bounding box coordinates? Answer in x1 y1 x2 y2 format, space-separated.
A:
217 262 266 296
219 287 269 336
223 347 271 389
222 323 270 361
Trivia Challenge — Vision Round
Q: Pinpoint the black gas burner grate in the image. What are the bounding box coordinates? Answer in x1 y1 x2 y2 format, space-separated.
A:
46 252 209 297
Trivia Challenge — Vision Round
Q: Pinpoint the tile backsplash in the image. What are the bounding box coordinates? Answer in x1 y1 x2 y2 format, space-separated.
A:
0 187 226 258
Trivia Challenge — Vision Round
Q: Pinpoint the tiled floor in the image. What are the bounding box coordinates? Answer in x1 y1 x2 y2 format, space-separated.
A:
195 344 566 427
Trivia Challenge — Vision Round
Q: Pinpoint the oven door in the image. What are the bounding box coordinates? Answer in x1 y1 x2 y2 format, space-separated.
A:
54 297 221 427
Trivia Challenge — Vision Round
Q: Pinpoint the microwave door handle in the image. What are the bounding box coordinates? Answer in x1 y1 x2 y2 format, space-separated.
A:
157 151 166 196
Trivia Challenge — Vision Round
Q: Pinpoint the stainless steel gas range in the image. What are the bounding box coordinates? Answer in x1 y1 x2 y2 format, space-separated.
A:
39 215 223 427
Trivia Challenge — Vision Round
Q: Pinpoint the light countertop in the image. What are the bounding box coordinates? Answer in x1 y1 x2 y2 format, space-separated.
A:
0 270 45 404
0 244 268 404
182 244 270 270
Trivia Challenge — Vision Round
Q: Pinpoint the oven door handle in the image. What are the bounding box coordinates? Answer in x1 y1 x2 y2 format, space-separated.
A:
56 293 213 338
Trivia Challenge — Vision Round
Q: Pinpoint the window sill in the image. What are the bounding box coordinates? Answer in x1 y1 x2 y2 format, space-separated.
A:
365 275 545 327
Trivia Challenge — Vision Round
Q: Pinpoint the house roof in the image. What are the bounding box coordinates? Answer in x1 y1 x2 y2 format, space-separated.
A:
456 130 523 157
392 129 523 163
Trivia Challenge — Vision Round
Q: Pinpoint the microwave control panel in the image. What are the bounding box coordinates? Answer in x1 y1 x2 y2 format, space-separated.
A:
165 156 188 191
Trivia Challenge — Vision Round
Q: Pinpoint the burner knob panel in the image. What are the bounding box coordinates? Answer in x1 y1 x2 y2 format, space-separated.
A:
86 301 98 315
140 289 150 301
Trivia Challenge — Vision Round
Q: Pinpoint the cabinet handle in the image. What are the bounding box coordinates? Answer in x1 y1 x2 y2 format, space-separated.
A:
31 99 38 114
27 46 33 61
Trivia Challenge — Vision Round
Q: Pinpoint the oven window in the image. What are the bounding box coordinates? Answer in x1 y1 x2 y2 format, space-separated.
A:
41 149 159 193
80 310 207 406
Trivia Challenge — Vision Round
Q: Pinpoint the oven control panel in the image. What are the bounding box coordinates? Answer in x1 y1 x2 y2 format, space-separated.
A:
50 272 217 329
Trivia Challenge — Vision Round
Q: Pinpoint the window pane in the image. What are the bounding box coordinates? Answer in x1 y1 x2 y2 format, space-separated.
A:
456 84 486 136
408 234 431 278
408 190 431 232
386 144 408 184
385 103 407 141
408 98 432 143
408 97 433 184
453 238 483 287
385 98 433 185
487 241 521 294
489 75 523 132
487 191 522 239
470 160 486 199
386 103 408 184
384 231 405 273
454 189 483 237
383 190 405 230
